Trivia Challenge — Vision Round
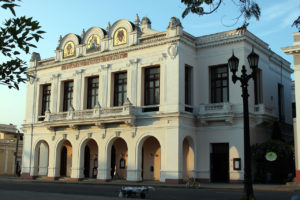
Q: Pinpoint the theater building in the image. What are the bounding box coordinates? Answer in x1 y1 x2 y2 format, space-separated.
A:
22 15 293 183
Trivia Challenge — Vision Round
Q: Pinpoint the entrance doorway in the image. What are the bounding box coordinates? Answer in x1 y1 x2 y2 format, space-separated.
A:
142 136 161 181
84 146 90 178
182 137 195 179
60 146 67 176
210 143 229 182
110 138 128 180
81 139 98 179
59 140 72 177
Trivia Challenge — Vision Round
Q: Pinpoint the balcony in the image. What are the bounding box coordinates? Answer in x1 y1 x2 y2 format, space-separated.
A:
41 99 136 129
198 102 234 125
252 104 276 125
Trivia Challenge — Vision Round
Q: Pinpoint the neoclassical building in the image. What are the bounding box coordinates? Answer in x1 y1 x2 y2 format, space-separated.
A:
22 15 293 183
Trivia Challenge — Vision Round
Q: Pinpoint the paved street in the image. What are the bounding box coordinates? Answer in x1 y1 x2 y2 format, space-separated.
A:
0 180 298 200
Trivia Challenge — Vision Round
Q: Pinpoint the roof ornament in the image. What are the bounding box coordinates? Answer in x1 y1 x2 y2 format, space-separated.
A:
81 28 85 39
168 17 182 29
56 35 62 50
106 22 111 33
135 14 140 27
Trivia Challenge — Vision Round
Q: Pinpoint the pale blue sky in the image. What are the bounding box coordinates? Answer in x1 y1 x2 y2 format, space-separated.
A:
0 0 299 129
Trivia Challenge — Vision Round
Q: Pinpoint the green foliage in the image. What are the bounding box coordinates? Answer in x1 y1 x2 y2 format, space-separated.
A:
0 0 45 89
252 140 294 183
252 140 294 161
292 16 300 32
181 0 260 26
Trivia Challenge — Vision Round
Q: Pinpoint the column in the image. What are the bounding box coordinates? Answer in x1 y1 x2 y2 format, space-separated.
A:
163 128 183 183
70 141 82 180
97 141 111 181
128 59 140 106
47 140 59 180
100 64 111 108
126 135 141 181
73 69 85 110
50 73 60 113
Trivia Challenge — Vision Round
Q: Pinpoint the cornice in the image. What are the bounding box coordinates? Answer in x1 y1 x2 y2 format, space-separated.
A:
28 36 180 73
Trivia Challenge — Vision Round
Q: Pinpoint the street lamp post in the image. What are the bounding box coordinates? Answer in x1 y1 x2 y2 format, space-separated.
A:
228 49 259 200
14 130 20 176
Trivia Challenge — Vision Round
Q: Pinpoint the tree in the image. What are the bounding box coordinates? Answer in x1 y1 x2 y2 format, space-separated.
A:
181 0 261 26
292 16 300 32
0 0 45 89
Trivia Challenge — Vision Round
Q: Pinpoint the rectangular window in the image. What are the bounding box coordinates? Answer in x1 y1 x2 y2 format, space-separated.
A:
63 81 74 111
278 83 285 121
144 66 160 112
254 69 262 104
114 72 127 106
185 65 193 112
87 76 99 109
210 65 229 103
41 84 51 115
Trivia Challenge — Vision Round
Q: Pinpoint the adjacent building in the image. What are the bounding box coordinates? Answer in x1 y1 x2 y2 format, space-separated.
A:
0 124 23 176
22 15 293 183
282 32 300 182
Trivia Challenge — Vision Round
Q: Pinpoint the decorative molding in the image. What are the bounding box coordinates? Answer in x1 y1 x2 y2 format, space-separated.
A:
28 37 179 73
61 53 126 70
73 69 85 76
50 73 61 81
102 129 106 139
101 64 112 70
167 43 178 59
131 132 136 138
115 131 121 137
69 124 78 130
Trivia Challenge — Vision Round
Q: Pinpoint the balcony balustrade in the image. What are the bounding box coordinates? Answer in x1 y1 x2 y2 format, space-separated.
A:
40 98 136 129
198 102 234 125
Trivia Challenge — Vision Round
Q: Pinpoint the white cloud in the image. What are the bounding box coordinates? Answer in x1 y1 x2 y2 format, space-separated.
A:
262 0 299 23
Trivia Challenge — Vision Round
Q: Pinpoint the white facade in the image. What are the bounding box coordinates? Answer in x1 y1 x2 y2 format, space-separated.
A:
282 32 300 181
22 16 293 183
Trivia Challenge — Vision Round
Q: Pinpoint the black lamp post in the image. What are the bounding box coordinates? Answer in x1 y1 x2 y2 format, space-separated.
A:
228 49 259 200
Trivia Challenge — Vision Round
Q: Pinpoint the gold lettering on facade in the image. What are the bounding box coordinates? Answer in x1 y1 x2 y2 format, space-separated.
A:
61 53 128 70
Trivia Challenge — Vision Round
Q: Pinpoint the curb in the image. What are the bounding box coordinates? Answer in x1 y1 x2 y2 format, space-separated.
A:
0 177 298 192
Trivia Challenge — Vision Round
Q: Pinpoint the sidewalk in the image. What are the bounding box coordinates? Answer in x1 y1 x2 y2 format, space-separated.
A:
0 175 299 192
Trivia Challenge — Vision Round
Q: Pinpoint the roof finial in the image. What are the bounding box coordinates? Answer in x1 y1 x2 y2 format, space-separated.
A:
135 14 140 26
81 28 85 38
106 22 111 32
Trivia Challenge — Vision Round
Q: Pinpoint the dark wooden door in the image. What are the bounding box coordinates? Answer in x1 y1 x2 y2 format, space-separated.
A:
210 143 229 182
60 146 67 176
110 146 116 178
84 146 90 178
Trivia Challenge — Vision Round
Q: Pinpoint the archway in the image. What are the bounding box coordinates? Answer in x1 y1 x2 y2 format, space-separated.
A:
141 136 161 181
82 139 98 178
182 137 195 179
110 138 128 180
34 140 49 176
59 140 72 177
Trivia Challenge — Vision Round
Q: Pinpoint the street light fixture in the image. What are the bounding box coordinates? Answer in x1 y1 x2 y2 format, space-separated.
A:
228 48 259 200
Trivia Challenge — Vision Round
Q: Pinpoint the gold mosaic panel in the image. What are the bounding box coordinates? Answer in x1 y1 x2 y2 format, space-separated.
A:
87 34 100 51
114 27 127 46
63 41 75 58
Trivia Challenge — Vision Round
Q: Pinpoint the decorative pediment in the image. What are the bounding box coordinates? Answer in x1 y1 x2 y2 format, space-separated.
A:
63 41 75 58
83 27 106 53
114 27 127 46
58 33 81 59
109 19 136 47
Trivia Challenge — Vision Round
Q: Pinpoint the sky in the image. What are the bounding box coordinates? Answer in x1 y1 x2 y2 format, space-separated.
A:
0 0 299 130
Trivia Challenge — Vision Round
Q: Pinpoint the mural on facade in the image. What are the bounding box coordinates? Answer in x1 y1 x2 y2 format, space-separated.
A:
87 34 100 52
63 41 75 58
114 28 127 46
